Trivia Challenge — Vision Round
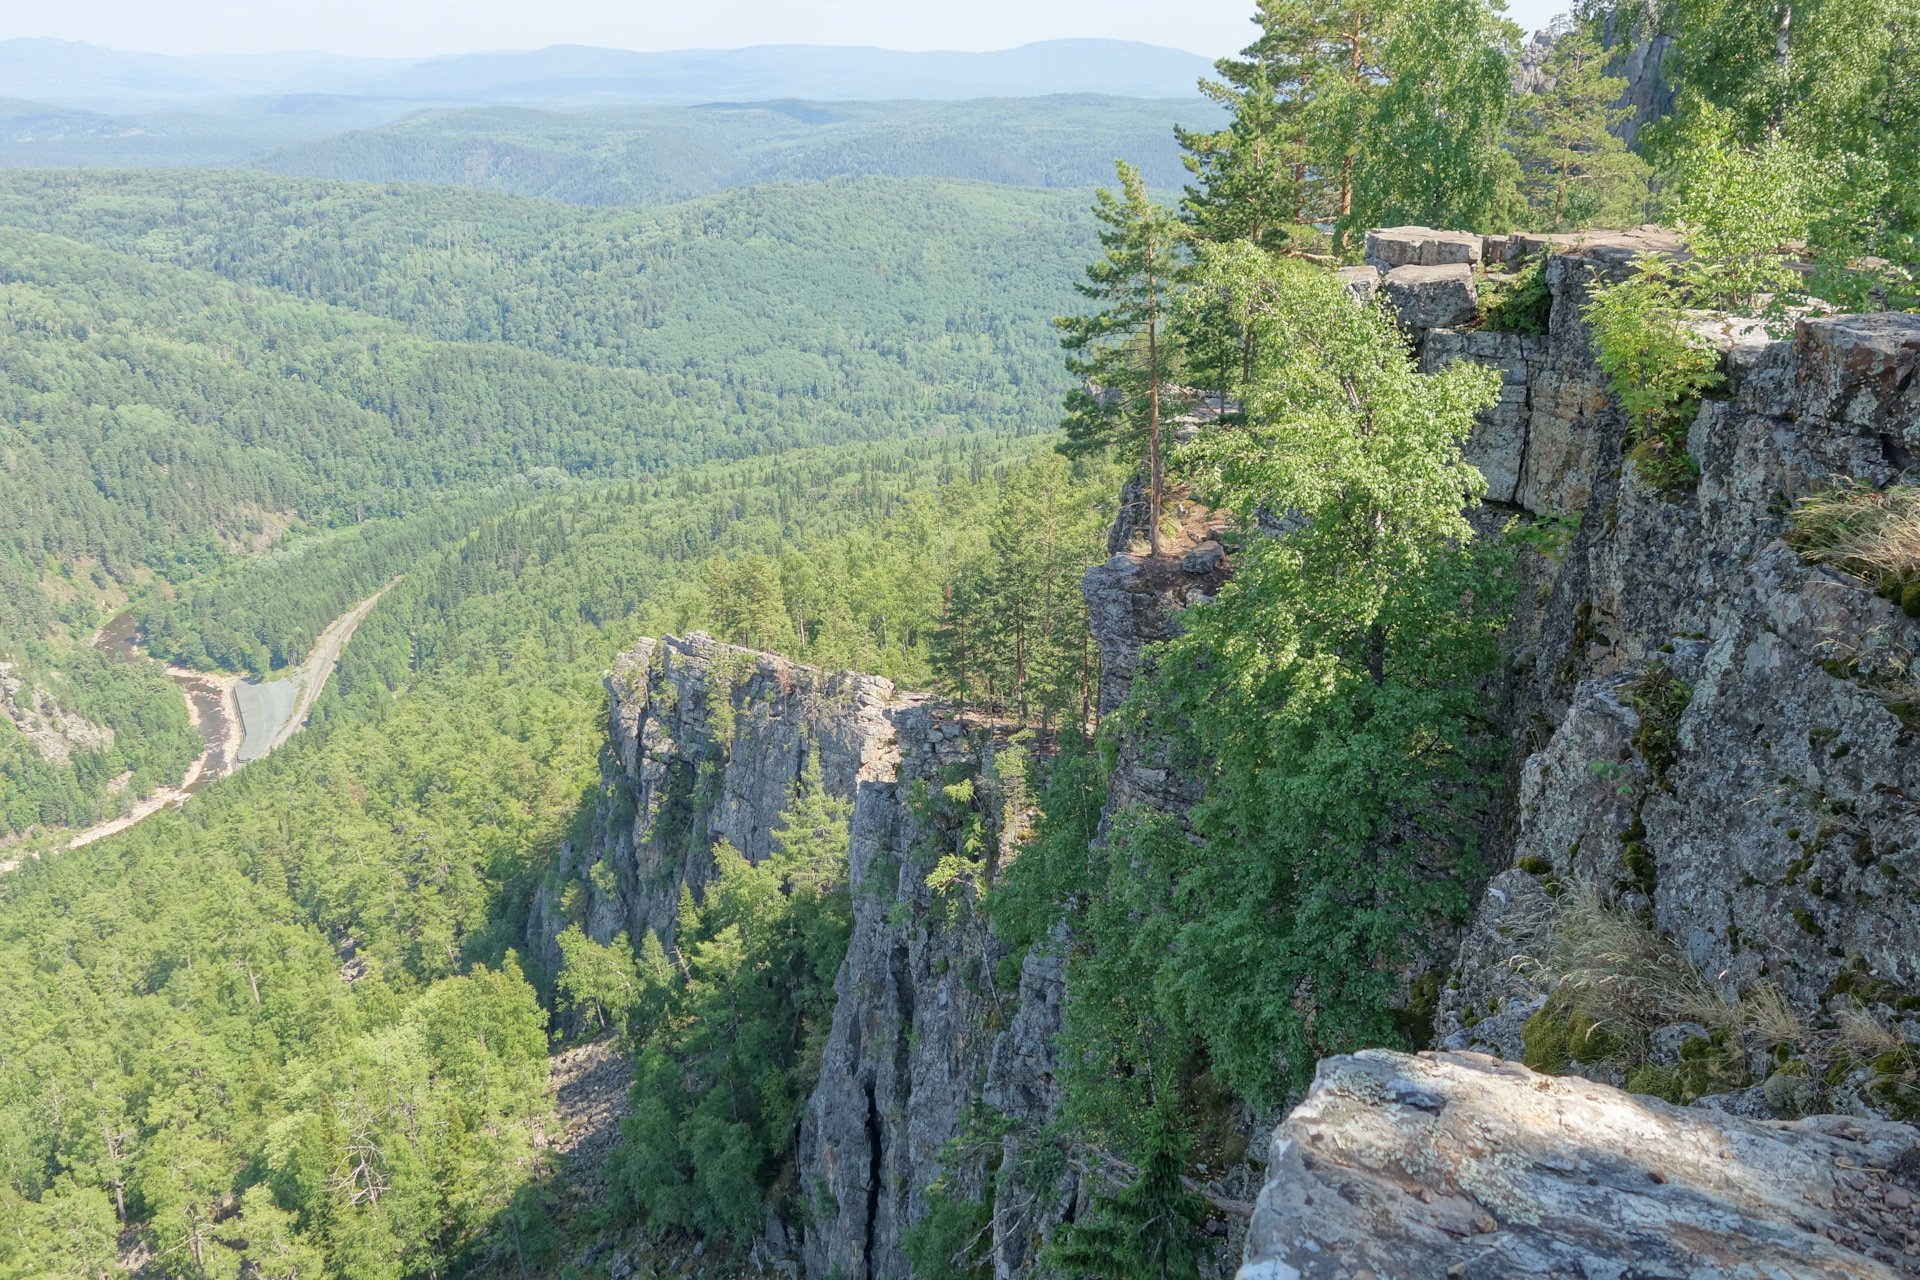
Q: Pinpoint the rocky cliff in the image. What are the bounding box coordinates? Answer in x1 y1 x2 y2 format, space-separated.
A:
1355 227 1920 1089
545 228 1920 1279
530 633 910 966
533 632 1057 1279
1231 228 1920 1276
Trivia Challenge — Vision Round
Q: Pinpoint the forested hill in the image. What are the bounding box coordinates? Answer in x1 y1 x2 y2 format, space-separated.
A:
0 37 1214 106
0 95 1215 197
0 171 1089 378
249 96 1214 205
0 172 1094 834
0 173 1091 639
0 435 1100 1275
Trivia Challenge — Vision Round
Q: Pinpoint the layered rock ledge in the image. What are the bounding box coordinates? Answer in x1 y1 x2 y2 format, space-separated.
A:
1239 1050 1920 1280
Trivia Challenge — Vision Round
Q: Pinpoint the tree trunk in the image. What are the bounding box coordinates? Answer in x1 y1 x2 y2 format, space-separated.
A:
1239 325 1257 405
1147 273 1164 558
1772 0 1793 130
1333 15 1367 250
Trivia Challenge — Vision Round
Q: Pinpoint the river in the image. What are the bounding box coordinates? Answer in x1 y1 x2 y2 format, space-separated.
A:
60 593 382 850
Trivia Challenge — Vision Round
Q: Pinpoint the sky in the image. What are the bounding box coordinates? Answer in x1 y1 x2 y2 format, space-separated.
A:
0 0 1572 60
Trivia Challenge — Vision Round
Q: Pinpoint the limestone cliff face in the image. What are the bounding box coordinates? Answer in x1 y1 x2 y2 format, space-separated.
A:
529 633 908 975
1514 16 1676 149
794 696 1024 1280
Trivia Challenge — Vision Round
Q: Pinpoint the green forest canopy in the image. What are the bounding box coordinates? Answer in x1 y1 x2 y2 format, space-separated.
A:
0 173 1097 833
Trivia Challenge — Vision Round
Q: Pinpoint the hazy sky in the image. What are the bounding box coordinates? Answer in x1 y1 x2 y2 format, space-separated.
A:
1 0 1572 60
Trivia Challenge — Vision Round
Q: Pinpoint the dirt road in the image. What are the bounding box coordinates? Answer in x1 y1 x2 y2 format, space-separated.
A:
14 591 387 859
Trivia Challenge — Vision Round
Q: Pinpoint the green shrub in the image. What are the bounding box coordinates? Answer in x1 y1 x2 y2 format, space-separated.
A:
903 1184 993 1280
1583 253 1723 498
1623 1031 1751 1104
1480 256 1553 335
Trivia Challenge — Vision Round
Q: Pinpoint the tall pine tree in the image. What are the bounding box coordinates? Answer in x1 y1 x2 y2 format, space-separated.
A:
1056 162 1185 557
1507 17 1650 229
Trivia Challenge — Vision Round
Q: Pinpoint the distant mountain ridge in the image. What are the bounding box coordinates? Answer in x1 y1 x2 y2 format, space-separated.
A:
0 37 1216 107
248 95 1218 204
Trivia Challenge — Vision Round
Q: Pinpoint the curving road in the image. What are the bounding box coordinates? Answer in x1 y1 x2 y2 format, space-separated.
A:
49 592 384 853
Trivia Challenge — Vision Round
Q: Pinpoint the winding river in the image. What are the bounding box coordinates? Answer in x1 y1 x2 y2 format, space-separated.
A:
62 593 382 850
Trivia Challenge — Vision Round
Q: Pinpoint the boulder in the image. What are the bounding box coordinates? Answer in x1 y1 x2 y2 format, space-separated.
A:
1381 263 1480 330
1239 1050 1920 1280
1336 264 1381 305
1182 540 1227 574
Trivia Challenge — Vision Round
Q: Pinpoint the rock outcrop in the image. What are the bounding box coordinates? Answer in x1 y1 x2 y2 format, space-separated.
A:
1513 16 1677 149
0 661 113 762
1392 233 1920 1085
1238 1050 1920 1280
544 226 1920 1280
530 633 909 966
533 632 1049 1280
795 696 1021 1280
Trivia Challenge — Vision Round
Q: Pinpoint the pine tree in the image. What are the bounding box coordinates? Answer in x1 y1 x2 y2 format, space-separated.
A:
1178 1 1315 251
555 926 643 1033
1056 163 1185 558
610 757 853 1242
1048 1095 1205 1280
1507 18 1650 229
1300 0 1397 243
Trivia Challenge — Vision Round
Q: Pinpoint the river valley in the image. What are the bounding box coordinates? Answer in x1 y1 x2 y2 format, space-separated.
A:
59 594 382 850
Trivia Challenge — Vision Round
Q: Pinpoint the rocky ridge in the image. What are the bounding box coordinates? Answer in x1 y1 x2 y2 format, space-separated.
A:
532 632 1059 1278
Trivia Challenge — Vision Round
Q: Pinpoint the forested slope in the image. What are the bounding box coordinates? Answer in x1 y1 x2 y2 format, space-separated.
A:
0 436 1112 1277
0 173 1091 833
249 97 1213 204
0 172 1089 380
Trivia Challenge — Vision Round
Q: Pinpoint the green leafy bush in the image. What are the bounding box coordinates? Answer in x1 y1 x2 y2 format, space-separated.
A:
1583 253 1724 497
903 1182 994 1280
1662 106 1809 315
1479 255 1553 335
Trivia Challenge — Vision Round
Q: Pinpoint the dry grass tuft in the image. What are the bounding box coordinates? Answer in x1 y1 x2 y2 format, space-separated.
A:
1742 984 1805 1048
1522 883 1920 1117
1837 1002 1905 1059
1542 881 1743 1040
1788 481 1920 596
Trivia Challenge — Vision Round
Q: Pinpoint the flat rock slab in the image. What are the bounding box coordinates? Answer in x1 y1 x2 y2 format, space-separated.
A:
1239 1049 1920 1280
1367 226 1485 268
